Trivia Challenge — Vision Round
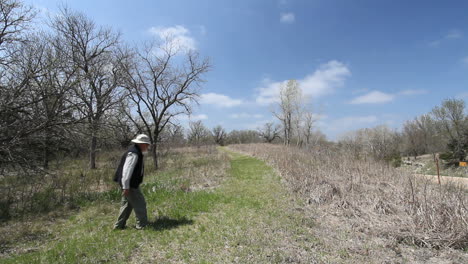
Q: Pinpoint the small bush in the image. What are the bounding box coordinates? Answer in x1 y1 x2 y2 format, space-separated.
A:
439 152 454 161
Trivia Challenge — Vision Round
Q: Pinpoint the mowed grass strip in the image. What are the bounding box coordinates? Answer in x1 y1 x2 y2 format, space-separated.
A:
2 149 317 263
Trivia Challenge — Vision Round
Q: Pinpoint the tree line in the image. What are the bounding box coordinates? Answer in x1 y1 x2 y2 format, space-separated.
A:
338 98 468 165
263 78 468 165
0 0 210 170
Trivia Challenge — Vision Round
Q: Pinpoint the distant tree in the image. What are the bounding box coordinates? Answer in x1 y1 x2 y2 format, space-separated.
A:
188 120 211 146
273 79 302 145
308 130 327 147
160 123 186 148
414 114 443 155
227 130 261 144
402 119 425 159
301 111 319 147
340 125 400 162
258 122 280 143
431 99 468 161
212 125 227 146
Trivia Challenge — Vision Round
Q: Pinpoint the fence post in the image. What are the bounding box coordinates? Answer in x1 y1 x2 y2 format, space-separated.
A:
435 153 440 185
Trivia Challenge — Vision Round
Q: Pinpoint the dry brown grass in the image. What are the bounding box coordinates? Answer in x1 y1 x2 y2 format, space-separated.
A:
229 143 468 262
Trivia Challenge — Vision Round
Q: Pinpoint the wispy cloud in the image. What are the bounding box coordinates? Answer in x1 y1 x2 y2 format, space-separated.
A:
200 93 243 108
148 25 196 51
445 29 462 39
280 12 295 24
398 89 428 95
230 113 264 119
256 60 351 105
350 91 395 104
430 29 463 47
457 92 468 99
350 89 427 104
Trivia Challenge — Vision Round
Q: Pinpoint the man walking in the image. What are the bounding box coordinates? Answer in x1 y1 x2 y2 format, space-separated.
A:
113 134 151 230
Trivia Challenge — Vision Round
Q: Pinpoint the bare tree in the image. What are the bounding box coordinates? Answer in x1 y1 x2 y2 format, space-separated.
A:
258 122 280 143
0 0 37 167
226 130 261 144
0 0 35 65
16 33 79 168
273 79 301 145
402 119 424 159
212 125 227 146
308 130 327 147
302 111 319 147
163 123 185 147
51 7 125 169
432 99 466 140
188 120 211 146
431 99 467 161
121 39 210 169
341 125 400 162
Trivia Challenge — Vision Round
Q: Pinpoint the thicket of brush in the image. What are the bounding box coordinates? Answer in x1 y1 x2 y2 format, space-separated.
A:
0 151 123 221
229 143 467 250
0 146 230 222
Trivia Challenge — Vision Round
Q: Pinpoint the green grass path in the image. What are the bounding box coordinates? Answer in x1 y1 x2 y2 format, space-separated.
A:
3 150 317 263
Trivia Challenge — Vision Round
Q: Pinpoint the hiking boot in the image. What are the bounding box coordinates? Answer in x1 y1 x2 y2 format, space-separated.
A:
135 225 147 230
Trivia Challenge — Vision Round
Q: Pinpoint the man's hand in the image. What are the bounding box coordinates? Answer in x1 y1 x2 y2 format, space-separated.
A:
123 189 130 197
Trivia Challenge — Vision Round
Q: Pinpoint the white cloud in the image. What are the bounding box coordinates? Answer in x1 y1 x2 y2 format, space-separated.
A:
230 113 264 119
350 91 395 104
445 29 462 39
280 12 295 24
398 89 428 95
200 93 243 108
430 29 462 47
148 25 196 51
256 60 351 105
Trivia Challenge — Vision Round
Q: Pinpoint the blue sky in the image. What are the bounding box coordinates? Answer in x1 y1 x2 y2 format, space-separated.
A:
27 0 468 140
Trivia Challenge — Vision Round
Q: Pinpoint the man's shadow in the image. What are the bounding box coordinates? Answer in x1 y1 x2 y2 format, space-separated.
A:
148 216 194 231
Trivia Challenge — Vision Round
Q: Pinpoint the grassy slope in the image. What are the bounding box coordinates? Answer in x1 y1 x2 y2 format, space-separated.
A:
2 150 318 263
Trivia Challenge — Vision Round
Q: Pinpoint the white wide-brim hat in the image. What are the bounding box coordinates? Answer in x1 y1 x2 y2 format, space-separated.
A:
131 134 151 145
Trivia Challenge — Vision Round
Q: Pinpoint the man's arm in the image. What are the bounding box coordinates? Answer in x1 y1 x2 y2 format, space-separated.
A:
121 152 138 195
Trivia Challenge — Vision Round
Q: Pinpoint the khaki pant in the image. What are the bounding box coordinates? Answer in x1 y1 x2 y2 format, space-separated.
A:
114 188 148 229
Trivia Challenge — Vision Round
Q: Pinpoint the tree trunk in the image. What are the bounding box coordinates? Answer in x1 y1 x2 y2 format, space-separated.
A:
151 142 158 170
43 130 49 169
90 134 97 169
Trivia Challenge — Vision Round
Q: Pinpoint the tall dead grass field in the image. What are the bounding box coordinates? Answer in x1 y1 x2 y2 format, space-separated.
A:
229 143 468 263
